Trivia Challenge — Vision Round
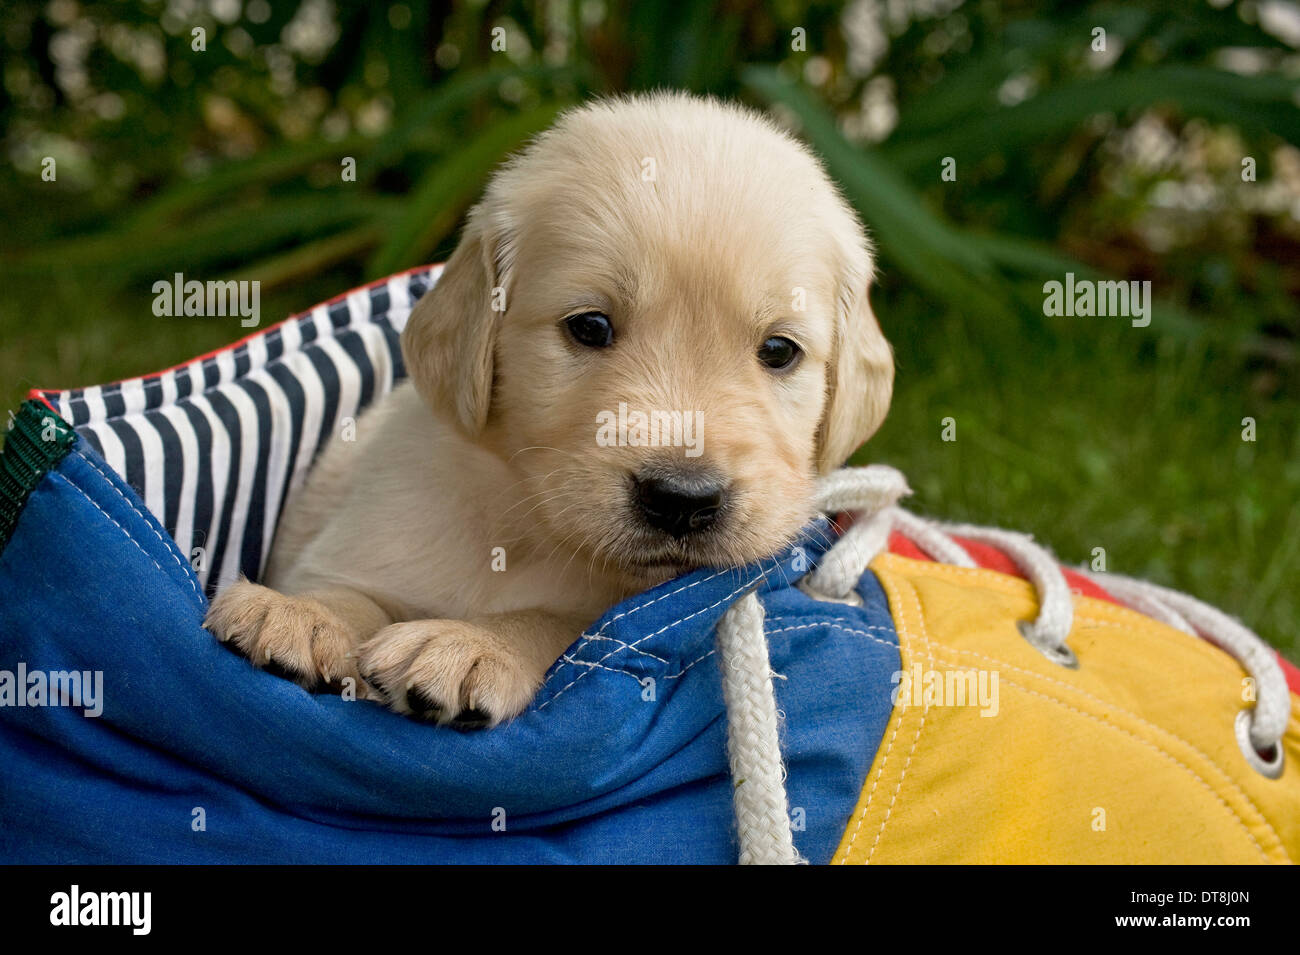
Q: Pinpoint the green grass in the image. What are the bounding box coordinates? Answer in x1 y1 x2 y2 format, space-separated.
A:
0 271 348 416
3 272 1296 662
859 288 1300 662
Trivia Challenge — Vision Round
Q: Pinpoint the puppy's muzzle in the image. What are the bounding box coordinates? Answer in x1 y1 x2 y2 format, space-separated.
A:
633 470 728 538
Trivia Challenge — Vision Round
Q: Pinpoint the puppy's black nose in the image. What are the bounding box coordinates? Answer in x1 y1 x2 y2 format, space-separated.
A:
634 472 727 537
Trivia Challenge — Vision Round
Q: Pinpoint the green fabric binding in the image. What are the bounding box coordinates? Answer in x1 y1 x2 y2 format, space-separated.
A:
0 400 78 552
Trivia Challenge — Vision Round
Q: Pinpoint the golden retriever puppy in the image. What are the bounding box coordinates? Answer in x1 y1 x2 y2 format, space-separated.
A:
204 92 894 727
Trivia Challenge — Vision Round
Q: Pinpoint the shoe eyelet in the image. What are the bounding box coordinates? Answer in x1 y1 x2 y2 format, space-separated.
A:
1235 709 1284 779
1016 620 1079 669
796 577 864 608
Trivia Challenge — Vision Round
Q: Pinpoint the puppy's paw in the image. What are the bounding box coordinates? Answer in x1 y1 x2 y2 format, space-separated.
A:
358 620 539 728
204 579 363 693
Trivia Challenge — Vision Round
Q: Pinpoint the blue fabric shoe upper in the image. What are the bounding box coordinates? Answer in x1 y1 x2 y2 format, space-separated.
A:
0 437 900 863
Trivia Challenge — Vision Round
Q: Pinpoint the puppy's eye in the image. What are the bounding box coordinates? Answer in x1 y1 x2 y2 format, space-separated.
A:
757 336 801 372
564 311 614 349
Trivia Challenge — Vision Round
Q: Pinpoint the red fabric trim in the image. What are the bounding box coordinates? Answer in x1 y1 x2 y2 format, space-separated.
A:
23 390 57 412
883 528 1300 692
1279 654 1300 696
885 530 1121 605
30 263 440 400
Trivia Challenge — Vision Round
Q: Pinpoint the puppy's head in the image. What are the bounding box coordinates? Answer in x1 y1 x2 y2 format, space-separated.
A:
403 93 893 586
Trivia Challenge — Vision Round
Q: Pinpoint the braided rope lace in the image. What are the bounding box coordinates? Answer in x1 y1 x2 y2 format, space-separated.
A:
714 464 1290 865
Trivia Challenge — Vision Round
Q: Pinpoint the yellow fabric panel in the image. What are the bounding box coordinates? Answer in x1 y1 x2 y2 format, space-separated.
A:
832 554 1300 864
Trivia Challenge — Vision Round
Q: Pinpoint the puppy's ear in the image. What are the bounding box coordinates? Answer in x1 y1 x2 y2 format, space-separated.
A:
401 207 507 436
815 243 894 474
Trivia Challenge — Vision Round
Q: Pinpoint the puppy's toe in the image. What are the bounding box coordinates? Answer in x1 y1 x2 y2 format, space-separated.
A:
204 579 275 651
204 580 357 690
456 653 537 727
358 620 538 728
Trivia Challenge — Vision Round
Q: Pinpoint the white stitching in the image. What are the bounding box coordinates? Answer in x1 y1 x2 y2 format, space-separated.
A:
841 563 1281 864
538 567 742 688
927 637 1289 860
544 620 896 701
591 566 736 636
765 616 896 635
936 659 1273 862
546 648 720 689
537 619 897 726
541 535 838 691
838 595 912 862
74 450 204 606
765 621 898 652
666 649 716 679
537 570 764 705
49 472 188 604
580 634 669 663
551 656 649 679
864 575 933 862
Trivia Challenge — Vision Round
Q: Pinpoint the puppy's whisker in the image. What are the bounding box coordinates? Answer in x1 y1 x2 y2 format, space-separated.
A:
536 502 587 555
507 446 579 466
489 476 577 538
556 531 592 585
495 470 570 515
486 508 569 555
771 555 794 590
514 493 587 561
803 521 836 550
546 522 598 583
488 493 577 550
494 488 572 530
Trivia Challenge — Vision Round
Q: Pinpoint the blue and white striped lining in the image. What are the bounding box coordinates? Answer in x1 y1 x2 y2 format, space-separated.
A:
38 265 441 599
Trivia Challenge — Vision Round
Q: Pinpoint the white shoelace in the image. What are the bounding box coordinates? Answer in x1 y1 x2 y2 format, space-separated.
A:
714 464 1290 865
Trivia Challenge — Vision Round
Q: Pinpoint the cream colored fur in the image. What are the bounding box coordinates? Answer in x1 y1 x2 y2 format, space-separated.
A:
204 92 894 727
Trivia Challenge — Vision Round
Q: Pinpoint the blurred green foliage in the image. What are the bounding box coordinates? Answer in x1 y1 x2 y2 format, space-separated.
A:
4 0 1298 333
1 0 1298 654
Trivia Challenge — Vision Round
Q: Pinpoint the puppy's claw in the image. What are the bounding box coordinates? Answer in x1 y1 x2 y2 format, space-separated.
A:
359 620 538 728
405 686 443 719
452 707 492 731
261 658 308 685
204 579 360 692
